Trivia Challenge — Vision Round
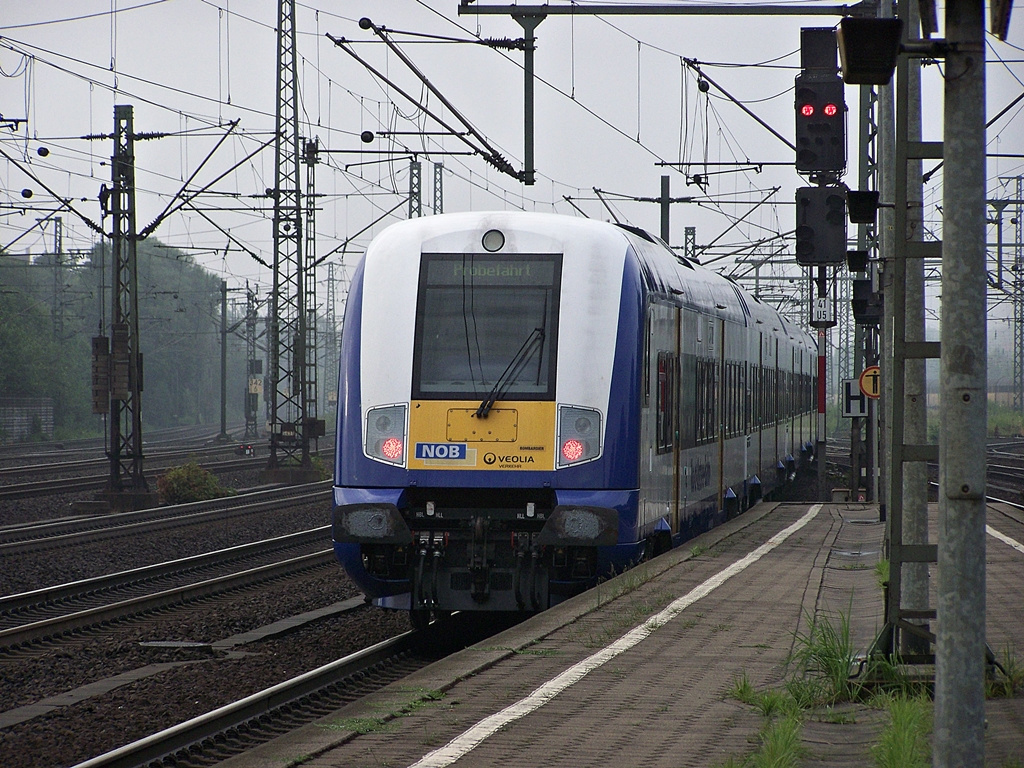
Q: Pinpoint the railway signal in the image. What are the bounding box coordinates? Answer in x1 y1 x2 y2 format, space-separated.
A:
795 28 847 175
795 186 847 265
795 75 846 173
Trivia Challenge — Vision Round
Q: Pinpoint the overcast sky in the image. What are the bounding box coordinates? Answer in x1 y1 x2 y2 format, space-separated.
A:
2 0 1023 322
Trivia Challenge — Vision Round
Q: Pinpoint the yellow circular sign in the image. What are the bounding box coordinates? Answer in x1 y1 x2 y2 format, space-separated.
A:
859 365 881 399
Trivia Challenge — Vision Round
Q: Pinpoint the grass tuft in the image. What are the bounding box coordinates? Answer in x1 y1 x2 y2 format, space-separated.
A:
752 713 803 768
874 559 890 592
870 692 932 768
788 609 860 705
988 644 1024 699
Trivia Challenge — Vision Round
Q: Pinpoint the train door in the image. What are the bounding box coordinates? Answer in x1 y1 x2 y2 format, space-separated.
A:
646 302 680 549
654 314 680 528
717 318 726 514
671 308 681 535
774 336 781 469
757 331 764 492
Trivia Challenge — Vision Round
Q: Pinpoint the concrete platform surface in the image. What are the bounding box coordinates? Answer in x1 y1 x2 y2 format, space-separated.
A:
218 501 1024 768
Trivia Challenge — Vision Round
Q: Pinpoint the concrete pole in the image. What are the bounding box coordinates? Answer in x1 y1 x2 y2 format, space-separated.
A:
935 0 987 763
901 2 929 656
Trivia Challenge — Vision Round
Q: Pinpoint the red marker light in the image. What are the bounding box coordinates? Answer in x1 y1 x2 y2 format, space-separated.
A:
823 103 839 117
561 439 584 462
800 104 814 117
381 437 403 460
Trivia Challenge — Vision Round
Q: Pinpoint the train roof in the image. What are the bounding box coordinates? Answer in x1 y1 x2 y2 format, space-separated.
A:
360 211 813 350
607 221 813 349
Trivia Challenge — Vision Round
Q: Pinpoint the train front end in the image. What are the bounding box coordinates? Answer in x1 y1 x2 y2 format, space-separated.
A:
332 213 642 619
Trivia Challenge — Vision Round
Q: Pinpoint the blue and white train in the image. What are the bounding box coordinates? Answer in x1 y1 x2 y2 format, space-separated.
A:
332 211 816 626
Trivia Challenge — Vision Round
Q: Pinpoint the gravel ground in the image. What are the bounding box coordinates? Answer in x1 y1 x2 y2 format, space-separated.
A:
1 471 334 595
1 461 398 768
0 569 411 768
0 461 822 768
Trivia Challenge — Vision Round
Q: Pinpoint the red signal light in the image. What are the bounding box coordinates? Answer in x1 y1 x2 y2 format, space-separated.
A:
823 103 839 117
800 104 814 117
381 437 403 460
561 439 584 462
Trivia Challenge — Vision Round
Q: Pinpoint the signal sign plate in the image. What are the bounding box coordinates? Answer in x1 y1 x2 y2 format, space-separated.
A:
810 296 836 328
859 365 881 399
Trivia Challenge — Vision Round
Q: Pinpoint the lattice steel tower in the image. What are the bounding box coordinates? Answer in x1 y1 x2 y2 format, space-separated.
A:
303 137 321 443
265 0 314 479
1012 176 1024 413
105 105 156 508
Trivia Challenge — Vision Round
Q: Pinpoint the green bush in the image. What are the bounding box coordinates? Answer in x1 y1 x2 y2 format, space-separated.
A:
989 401 1024 437
156 460 237 504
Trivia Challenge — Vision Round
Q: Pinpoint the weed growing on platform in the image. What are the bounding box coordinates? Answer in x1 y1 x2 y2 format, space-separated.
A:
722 609 931 768
875 559 890 592
322 716 396 734
476 644 562 657
870 691 932 768
729 672 757 705
754 713 804 767
690 542 710 557
988 644 1024 698
788 609 861 705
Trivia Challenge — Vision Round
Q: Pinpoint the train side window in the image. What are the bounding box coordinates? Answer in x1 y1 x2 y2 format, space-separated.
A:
656 351 676 454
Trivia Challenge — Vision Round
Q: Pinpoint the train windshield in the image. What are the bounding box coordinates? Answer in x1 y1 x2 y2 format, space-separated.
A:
412 253 561 400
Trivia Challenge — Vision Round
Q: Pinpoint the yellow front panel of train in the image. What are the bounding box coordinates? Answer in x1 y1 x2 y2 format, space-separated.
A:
408 400 555 470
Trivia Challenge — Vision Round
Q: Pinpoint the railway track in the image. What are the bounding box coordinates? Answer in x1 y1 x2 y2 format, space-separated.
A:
0 455 266 501
826 436 1024 503
0 481 331 553
70 631 431 768
0 527 332 651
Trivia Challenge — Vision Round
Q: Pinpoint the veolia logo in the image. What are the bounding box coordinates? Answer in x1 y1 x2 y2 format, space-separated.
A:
484 452 497 465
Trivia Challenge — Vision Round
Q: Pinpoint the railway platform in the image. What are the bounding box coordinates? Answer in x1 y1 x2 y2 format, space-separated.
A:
220 500 1024 768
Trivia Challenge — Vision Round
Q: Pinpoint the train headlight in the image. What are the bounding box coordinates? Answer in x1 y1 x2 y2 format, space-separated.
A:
557 405 602 467
365 404 407 466
333 503 413 543
538 505 619 546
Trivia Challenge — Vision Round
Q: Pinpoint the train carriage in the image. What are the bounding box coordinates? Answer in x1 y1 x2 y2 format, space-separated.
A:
332 211 815 625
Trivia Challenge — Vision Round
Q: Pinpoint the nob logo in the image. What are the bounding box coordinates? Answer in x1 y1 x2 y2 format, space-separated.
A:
484 452 497 465
415 442 467 460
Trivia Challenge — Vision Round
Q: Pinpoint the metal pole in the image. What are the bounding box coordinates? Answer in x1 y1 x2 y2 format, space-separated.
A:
901 2 929 655
660 175 670 243
515 14 543 186
935 0 987 763
816 266 827 501
877 0 896 520
217 280 230 442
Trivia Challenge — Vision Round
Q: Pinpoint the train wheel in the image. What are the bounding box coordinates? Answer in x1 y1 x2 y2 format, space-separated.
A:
410 609 432 631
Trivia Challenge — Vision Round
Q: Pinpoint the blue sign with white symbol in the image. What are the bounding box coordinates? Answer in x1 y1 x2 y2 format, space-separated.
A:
415 443 468 460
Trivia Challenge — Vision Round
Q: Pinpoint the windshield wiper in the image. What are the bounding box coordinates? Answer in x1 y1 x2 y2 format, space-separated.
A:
475 327 545 419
